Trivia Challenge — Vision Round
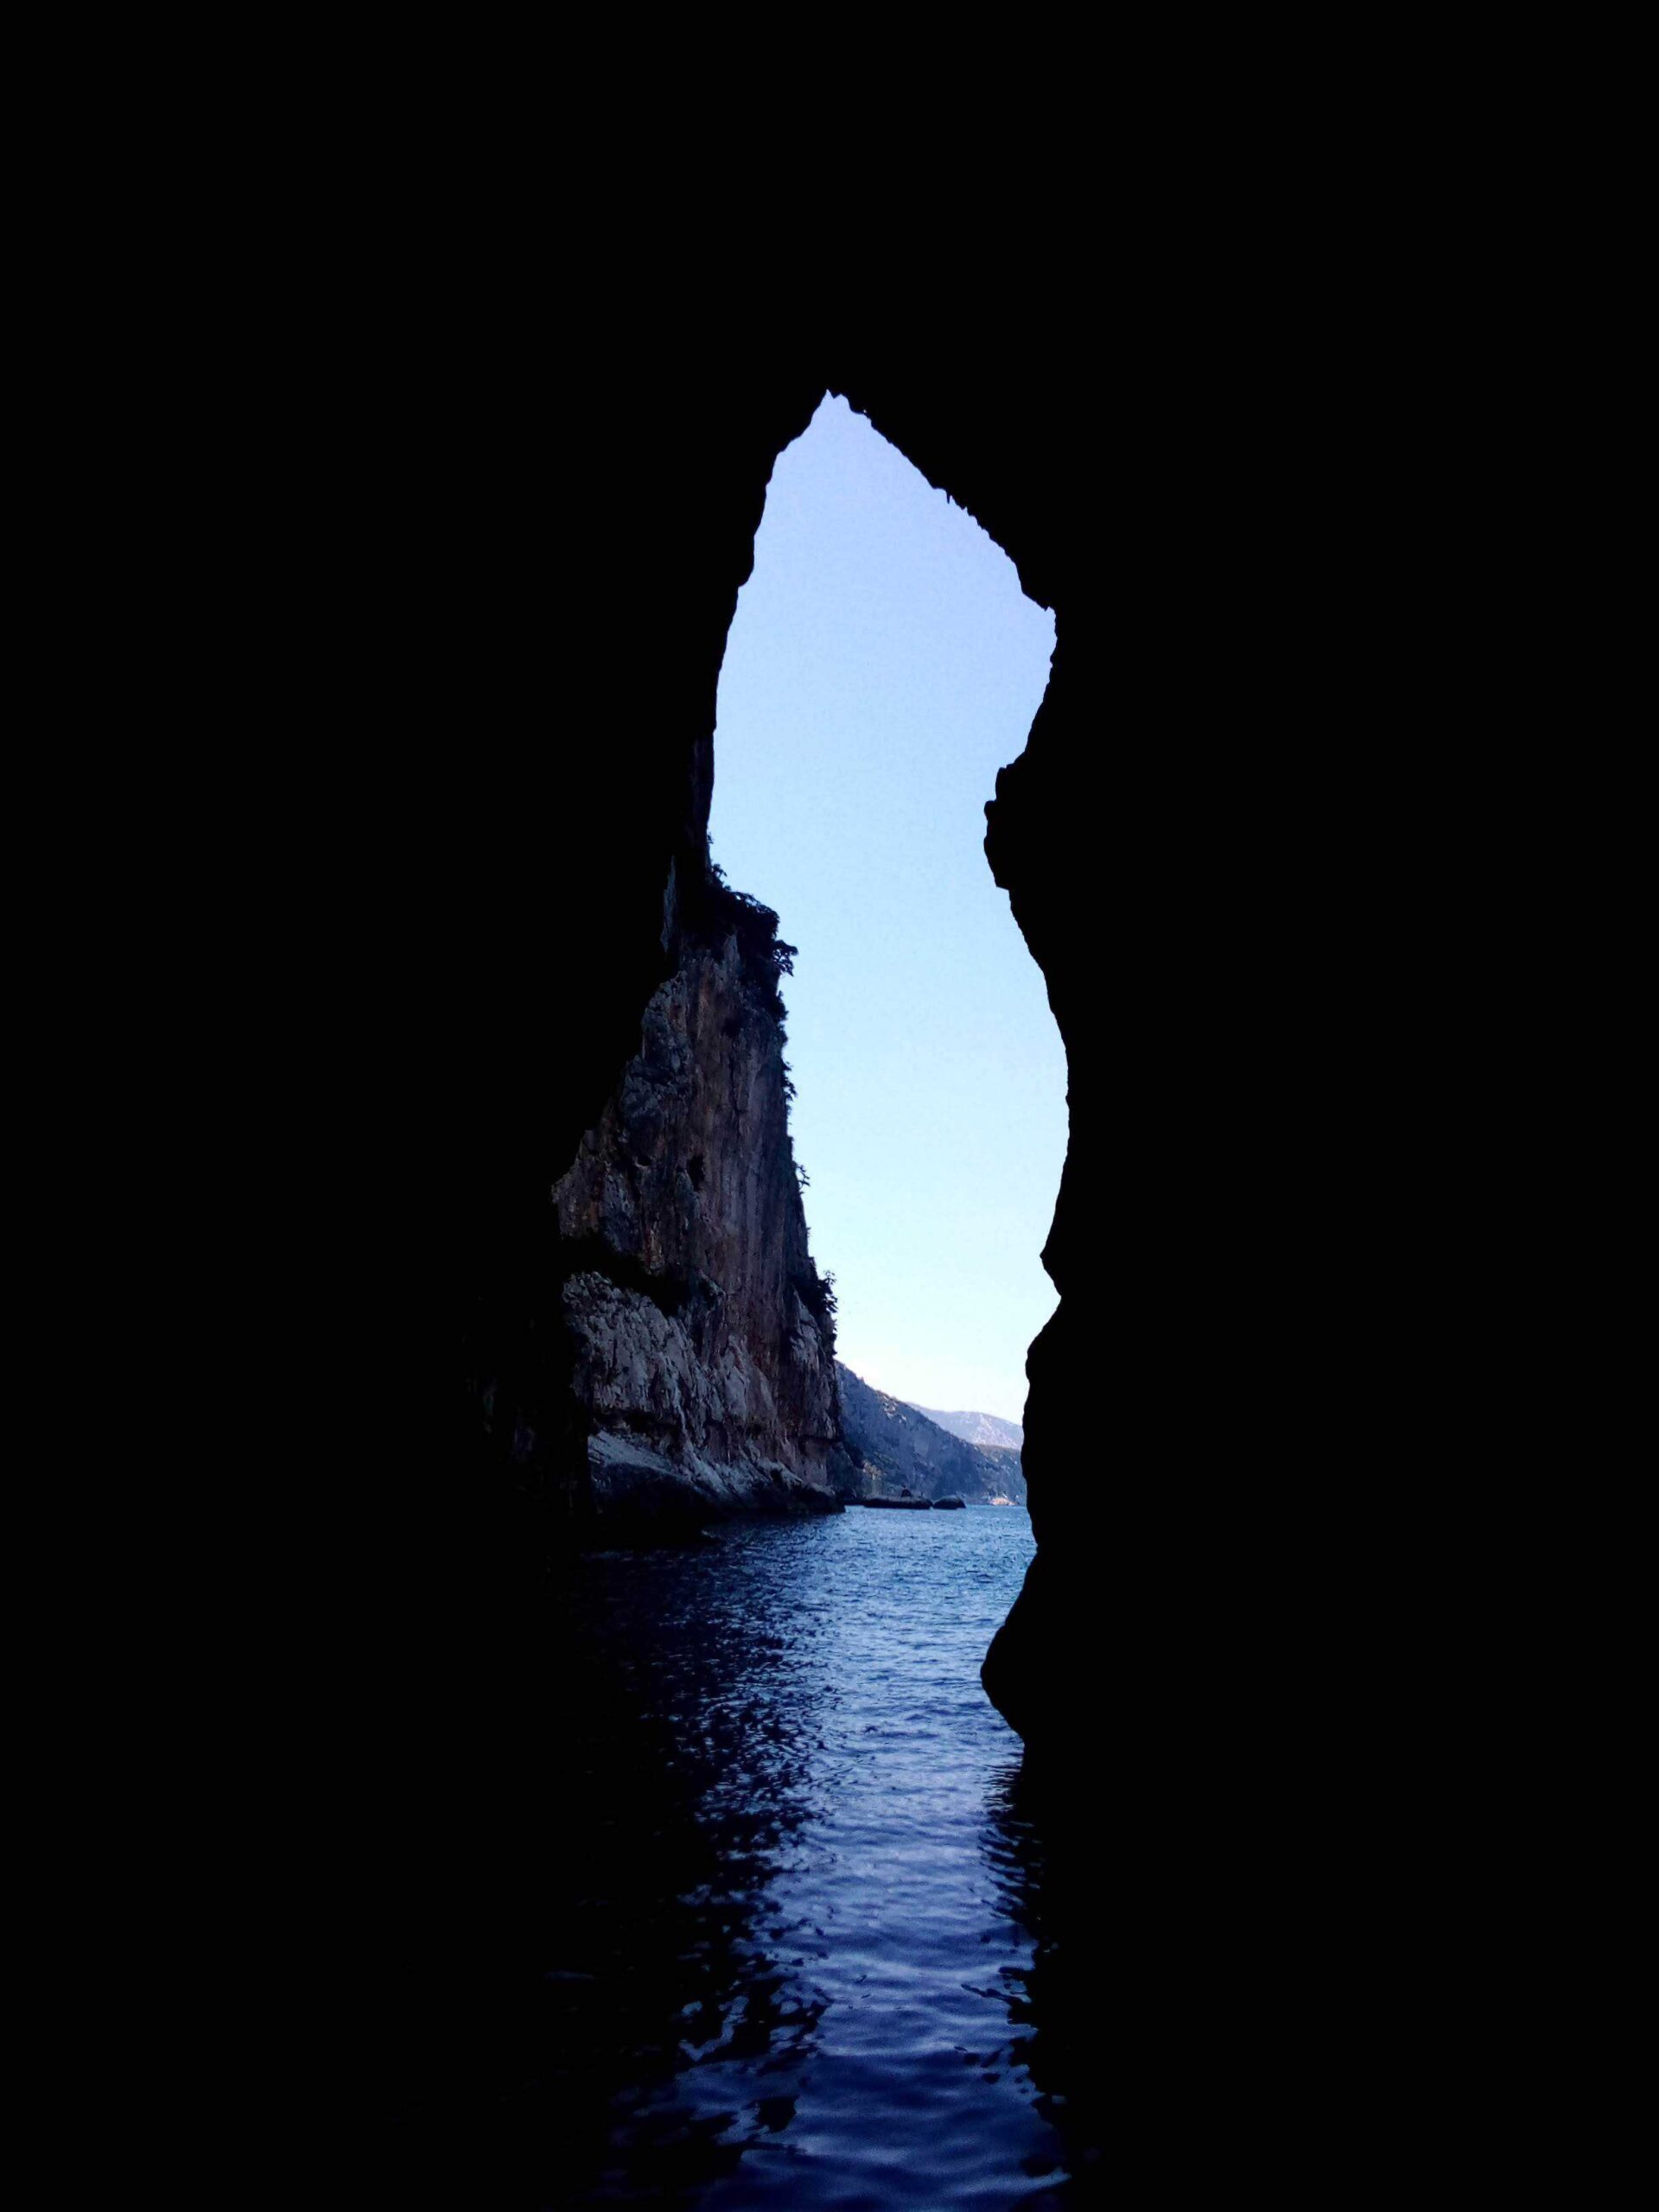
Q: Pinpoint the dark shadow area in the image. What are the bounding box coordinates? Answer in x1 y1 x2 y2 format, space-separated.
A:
496 1542 833 2206
334 318 1523 2198
980 1760 1109 2203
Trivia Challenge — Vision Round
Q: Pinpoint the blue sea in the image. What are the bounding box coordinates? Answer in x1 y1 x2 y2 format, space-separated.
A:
528 1504 1103 2208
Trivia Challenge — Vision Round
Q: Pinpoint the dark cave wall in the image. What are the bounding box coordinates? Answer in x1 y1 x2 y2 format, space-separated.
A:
459 346 1385 1735
827 363 1388 1746
454 352 1109 1738
423 333 1492 2179
455 362 826 1541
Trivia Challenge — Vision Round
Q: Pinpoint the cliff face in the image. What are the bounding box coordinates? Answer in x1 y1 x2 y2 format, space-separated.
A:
837 1363 1027 1503
552 884 843 1522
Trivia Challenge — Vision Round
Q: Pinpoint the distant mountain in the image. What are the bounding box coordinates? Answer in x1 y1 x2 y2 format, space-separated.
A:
908 1403 1025 1451
971 1443 1026 1495
836 1364 1027 1504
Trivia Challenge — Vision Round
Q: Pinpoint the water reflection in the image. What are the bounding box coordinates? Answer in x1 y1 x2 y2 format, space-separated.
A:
516 1511 1103 2208
982 1759 1109 2202
524 1531 836 2206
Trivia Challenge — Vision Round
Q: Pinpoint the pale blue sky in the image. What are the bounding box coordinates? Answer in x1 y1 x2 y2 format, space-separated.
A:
709 396 1064 1425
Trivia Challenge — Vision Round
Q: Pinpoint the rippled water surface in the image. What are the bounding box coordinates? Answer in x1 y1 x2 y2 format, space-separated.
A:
527 1505 1101 2209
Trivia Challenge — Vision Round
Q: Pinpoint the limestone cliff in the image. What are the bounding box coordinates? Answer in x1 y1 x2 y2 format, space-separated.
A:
551 871 844 1522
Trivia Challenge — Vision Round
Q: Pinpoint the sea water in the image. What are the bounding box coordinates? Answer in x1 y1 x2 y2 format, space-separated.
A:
524 1504 1102 2208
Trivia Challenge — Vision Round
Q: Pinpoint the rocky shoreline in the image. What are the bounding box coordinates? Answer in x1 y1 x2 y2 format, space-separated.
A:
580 1427 844 1539
849 1494 966 1512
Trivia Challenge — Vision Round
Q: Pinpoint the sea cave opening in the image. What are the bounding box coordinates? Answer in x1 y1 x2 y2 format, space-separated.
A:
533 388 1103 2208
709 391 1063 1496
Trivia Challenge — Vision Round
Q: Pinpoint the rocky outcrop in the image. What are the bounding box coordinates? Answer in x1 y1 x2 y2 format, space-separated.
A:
551 881 845 1523
837 1363 1027 1503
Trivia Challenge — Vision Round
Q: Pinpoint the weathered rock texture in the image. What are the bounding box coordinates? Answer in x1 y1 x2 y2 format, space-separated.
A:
551 911 842 1521
837 1363 1027 1503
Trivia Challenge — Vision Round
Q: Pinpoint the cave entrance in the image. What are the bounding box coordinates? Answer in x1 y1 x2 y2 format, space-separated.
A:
709 393 1063 1465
